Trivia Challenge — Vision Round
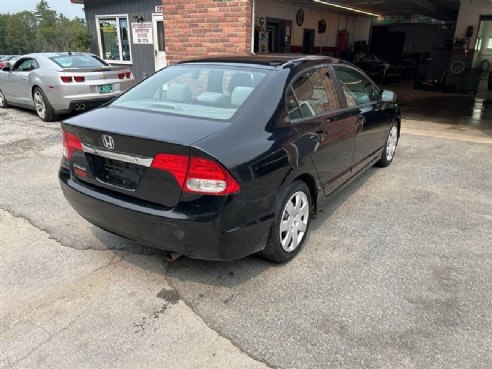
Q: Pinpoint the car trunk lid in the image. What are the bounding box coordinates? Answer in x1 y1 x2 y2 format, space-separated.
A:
62 107 227 208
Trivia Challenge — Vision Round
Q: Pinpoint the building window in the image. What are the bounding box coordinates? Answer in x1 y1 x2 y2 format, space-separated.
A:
96 15 132 64
487 37 492 50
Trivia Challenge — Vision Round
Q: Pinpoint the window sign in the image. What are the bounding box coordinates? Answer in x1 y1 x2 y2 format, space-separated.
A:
131 22 154 44
97 15 132 63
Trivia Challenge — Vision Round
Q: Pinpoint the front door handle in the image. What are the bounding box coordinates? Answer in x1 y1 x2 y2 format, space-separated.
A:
356 116 365 133
310 130 325 142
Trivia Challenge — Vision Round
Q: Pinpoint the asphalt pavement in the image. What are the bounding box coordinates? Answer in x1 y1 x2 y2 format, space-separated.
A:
0 107 491 369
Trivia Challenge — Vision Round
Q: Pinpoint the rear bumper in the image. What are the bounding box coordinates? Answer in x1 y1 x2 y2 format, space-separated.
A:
67 98 113 113
59 170 271 261
48 79 135 113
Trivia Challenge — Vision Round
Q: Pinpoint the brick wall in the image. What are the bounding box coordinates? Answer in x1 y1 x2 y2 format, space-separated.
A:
163 0 252 64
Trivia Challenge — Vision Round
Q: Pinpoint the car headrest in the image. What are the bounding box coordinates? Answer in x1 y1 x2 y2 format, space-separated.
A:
231 87 254 107
228 73 253 94
167 83 192 103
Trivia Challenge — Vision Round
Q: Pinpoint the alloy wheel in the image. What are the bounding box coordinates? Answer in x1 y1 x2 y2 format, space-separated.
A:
34 91 46 119
279 191 309 252
386 126 398 162
0 90 5 106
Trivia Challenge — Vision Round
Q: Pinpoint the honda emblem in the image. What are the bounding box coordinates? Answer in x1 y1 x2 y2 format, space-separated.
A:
102 135 115 150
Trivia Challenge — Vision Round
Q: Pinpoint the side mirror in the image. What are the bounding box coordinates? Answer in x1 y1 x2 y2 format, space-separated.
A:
2 66 11 72
380 90 396 103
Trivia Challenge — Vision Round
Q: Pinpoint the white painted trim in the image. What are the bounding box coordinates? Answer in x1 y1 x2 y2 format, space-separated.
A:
152 13 167 71
95 14 133 64
251 0 255 54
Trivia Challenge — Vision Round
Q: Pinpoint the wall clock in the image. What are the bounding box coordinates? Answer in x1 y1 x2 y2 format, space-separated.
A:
296 9 305 26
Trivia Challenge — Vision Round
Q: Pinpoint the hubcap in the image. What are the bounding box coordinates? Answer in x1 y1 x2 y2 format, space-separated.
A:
386 126 398 161
34 91 46 119
279 191 309 253
0 91 5 106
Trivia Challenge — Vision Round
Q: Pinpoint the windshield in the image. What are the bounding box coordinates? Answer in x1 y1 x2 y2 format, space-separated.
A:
49 54 109 68
112 64 269 121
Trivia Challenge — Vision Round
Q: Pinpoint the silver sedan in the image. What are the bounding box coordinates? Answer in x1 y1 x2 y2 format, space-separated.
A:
0 52 136 121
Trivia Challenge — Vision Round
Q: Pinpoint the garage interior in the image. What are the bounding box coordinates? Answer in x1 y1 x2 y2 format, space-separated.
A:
253 0 492 131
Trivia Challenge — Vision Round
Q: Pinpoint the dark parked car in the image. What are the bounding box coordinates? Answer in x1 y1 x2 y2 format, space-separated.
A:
59 55 400 262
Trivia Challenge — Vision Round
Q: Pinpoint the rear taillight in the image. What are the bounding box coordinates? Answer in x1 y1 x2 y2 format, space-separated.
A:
125 72 132 79
118 73 125 79
185 157 240 194
62 131 83 160
61 76 73 83
74 76 85 82
151 154 189 187
151 154 239 195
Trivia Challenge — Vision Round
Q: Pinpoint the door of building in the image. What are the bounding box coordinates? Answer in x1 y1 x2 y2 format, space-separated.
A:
152 14 166 71
303 29 315 54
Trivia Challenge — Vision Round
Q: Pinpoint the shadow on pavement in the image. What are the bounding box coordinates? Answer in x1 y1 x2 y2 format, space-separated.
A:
116 162 378 290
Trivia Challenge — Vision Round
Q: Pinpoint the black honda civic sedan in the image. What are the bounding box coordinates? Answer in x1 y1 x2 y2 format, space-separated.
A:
59 54 400 262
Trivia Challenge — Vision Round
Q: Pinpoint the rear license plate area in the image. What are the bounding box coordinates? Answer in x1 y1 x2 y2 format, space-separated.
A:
89 155 146 190
98 84 113 94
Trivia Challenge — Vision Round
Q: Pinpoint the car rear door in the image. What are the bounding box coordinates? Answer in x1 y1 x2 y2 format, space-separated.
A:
333 65 389 172
288 66 355 195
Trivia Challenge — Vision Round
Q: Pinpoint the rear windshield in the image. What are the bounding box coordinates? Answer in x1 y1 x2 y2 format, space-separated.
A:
49 55 109 68
111 65 269 121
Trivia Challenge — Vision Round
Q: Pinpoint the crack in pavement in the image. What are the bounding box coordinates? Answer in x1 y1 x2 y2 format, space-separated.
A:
0 348 14 369
0 209 272 368
10 314 84 368
162 262 276 369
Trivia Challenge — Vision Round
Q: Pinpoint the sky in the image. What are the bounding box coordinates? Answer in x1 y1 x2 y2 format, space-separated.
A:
0 0 84 19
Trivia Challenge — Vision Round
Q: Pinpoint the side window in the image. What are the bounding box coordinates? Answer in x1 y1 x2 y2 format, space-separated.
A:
290 67 340 119
334 67 377 105
14 59 39 72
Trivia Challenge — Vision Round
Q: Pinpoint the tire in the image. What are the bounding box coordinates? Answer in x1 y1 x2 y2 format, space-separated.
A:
258 180 312 263
33 87 56 122
0 89 9 108
376 122 399 168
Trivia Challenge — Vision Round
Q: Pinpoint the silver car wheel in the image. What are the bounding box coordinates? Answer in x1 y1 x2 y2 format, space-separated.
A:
279 191 309 253
386 126 398 162
0 90 5 106
33 91 46 119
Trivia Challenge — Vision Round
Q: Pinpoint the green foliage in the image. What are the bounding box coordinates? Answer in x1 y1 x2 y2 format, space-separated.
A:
0 0 92 55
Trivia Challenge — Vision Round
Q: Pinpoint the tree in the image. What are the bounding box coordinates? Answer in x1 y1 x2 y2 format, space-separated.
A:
35 0 59 51
0 1 92 54
5 12 37 54
0 14 8 53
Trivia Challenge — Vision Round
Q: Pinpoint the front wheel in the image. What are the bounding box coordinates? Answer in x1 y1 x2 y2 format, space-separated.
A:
376 123 399 167
0 89 9 108
33 87 56 122
259 181 312 263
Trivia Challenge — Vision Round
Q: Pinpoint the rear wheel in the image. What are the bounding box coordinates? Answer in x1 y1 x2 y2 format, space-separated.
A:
259 180 312 263
376 123 399 167
33 87 56 122
0 89 9 108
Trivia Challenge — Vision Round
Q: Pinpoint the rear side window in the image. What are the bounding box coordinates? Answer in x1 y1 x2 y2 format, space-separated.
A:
49 55 109 68
289 67 340 120
112 65 269 121
334 67 378 105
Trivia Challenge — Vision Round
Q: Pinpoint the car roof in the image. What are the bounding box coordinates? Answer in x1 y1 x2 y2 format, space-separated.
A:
178 54 345 69
20 52 94 59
